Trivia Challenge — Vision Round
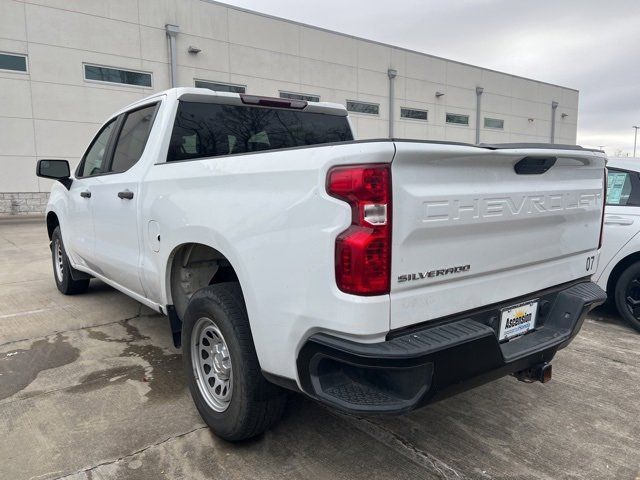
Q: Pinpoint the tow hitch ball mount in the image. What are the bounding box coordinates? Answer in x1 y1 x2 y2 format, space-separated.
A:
514 362 552 384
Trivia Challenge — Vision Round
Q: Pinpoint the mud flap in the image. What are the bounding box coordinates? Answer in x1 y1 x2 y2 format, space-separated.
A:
167 305 182 348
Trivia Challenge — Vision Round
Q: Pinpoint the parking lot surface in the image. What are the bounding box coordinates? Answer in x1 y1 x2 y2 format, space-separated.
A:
1 217 639 480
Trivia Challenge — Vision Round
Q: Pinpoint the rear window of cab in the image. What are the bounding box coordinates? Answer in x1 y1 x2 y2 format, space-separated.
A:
167 101 353 162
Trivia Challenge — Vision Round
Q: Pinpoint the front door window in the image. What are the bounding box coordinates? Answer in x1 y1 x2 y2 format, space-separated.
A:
79 120 117 177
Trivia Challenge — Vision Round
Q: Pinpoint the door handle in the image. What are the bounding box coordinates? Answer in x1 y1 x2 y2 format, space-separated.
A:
604 215 633 226
80 190 91 198
118 190 134 200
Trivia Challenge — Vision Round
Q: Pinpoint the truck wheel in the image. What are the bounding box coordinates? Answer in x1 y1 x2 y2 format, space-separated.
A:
614 261 640 333
51 226 90 295
182 282 288 441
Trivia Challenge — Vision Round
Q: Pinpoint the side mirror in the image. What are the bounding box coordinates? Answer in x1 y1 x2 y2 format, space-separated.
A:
36 159 72 189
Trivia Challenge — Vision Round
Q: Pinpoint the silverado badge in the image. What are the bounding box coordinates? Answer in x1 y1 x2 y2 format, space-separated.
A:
398 265 470 283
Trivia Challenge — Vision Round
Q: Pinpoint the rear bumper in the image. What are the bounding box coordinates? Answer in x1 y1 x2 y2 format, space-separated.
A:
296 281 606 414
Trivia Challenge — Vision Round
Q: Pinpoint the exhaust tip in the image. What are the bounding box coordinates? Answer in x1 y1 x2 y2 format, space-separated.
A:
514 362 552 384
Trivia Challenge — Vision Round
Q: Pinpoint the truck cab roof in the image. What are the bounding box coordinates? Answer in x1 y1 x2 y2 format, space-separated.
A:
114 87 348 119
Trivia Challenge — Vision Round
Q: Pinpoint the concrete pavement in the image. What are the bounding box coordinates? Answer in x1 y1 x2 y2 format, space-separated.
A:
1 217 639 479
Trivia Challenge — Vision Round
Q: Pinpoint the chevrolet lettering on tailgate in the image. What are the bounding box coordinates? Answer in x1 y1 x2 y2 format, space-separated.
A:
423 192 601 222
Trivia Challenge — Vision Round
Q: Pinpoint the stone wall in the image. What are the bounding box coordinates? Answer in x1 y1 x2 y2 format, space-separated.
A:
0 193 49 215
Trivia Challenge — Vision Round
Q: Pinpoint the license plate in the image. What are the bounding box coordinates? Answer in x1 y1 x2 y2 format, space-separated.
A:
499 300 538 341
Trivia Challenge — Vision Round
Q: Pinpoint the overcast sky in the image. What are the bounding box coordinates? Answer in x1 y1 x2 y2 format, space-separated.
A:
224 0 640 156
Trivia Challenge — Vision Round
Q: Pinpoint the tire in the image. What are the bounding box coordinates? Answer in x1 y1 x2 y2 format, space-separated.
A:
51 226 90 295
182 282 288 441
614 261 640 333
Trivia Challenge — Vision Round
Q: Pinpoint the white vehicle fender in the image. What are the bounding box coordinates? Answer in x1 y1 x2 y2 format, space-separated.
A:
45 183 70 240
595 230 640 292
158 225 256 325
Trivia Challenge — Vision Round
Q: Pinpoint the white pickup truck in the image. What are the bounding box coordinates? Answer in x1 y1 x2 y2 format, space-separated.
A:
37 88 607 441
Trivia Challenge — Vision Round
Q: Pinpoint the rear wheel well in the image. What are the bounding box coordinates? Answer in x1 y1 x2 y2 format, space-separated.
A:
46 212 59 240
606 252 640 297
168 243 241 322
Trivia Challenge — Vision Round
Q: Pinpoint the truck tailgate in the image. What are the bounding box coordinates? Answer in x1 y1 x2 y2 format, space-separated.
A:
390 142 605 330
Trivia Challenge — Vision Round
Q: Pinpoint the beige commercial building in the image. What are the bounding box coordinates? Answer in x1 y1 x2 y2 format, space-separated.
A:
0 0 579 214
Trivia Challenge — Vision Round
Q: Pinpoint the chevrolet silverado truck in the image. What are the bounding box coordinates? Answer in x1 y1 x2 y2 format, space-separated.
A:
37 88 608 441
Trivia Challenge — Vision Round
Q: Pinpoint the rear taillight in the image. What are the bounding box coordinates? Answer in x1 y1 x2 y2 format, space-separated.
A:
327 164 391 296
599 168 607 249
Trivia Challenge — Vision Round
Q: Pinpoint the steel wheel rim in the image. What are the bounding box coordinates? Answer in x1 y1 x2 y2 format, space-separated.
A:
191 317 233 412
625 277 640 320
54 239 64 282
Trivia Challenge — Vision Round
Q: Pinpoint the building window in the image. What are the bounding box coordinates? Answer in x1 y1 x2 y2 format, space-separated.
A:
446 113 469 126
195 80 246 93
280 91 320 102
401 108 428 121
84 64 152 87
0 52 27 73
346 100 379 115
484 117 504 129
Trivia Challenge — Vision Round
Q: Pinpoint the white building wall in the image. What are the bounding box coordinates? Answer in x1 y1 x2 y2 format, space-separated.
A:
0 0 579 213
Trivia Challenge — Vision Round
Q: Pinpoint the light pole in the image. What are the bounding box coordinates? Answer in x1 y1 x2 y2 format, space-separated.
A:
634 126 639 158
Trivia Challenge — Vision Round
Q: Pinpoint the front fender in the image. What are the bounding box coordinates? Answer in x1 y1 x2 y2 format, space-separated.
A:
45 183 71 240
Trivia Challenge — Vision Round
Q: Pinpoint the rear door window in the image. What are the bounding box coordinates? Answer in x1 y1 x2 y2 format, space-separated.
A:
167 101 353 162
607 169 635 206
110 104 158 173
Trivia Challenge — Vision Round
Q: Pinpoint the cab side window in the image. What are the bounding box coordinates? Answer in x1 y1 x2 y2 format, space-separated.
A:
110 104 158 173
78 120 117 177
607 169 634 206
